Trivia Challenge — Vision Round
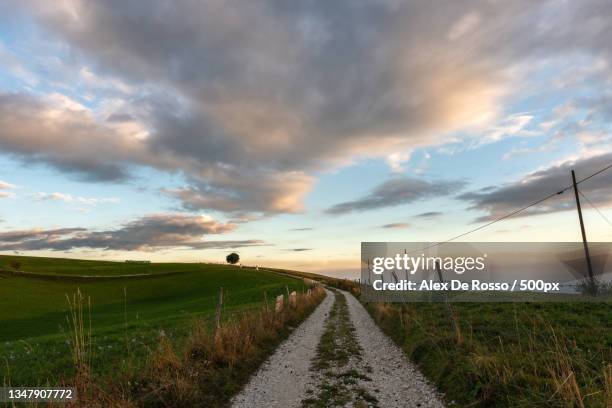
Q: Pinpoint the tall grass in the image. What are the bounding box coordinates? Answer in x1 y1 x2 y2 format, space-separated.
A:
367 301 611 407
65 289 92 398
62 286 325 407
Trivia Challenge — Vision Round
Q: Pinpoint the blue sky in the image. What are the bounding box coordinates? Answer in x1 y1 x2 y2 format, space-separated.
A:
1 1 612 277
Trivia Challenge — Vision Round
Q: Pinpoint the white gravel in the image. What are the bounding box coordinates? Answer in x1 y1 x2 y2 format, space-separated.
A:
232 288 445 408
231 289 335 408
343 290 445 408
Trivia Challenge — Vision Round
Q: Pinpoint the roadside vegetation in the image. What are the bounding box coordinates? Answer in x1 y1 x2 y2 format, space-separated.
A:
68 286 326 407
367 301 611 407
0 255 313 395
297 275 611 407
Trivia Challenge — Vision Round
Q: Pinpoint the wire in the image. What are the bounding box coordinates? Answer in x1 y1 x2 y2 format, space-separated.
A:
579 190 612 227
575 162 612 185
410 187 571 254
408 161 612 254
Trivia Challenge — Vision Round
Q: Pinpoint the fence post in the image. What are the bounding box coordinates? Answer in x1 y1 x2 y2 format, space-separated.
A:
275 294 284 313
264 291 269 313
215 287 224 333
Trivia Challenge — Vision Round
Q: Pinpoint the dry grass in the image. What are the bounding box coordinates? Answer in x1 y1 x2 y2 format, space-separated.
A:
64 286 325 407
367 301 611 407
604 364 612 407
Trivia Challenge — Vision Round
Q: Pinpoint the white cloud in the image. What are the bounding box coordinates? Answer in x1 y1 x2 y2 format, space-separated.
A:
34 192 119 205
0 180 16 198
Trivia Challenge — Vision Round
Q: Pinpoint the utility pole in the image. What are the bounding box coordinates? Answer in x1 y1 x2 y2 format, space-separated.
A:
571 170 596 294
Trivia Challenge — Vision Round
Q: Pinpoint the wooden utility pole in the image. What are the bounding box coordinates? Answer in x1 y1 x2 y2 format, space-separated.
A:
571 170 596 294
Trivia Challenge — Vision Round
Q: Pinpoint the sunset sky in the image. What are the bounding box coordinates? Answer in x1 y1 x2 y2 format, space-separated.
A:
1 1 612 277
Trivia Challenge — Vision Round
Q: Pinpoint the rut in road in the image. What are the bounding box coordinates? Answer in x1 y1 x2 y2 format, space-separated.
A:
232 289 445 408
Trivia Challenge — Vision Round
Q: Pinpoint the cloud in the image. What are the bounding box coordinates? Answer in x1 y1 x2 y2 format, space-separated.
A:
327 177 465 215
415 211 443 218
0 180 16 198
289 227 313 231
0 180 15 189
164 170 313 214
182 240 266 250
381 223 410 229
0 213 249 251
458 151 612 222
1 1 612 215
33 192 119 205
0 93 141 181
285 248 312 252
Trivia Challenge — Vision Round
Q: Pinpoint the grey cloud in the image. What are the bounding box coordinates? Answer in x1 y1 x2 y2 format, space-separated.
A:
0 214 246 251
106 112 134 123
2 1 612 214
458 152 612 222
415 211 443 218
327 178 465 215
0 93 134 182
381 223 410 229
0 228 86 243
290 227 313 231
285 248 312 252
184 240 266 250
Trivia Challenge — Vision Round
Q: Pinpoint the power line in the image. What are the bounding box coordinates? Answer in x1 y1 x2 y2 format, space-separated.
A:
579 190 612 227
409 162 612 254
575 162 612 185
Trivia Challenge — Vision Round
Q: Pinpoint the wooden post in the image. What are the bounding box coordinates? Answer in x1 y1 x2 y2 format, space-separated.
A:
264 291 269 313
215 287 224 331
571 170 596 295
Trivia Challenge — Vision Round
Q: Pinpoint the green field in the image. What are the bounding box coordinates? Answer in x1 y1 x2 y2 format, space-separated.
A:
367 301 612 407
0 255 307 386
0 255 205 276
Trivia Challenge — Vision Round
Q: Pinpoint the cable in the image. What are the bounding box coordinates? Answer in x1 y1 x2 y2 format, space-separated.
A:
575 162 612 186
579 190 612 227
410 187 571 254
407 162 612 254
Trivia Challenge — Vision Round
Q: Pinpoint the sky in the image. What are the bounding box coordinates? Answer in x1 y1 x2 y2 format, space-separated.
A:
1 0 612 277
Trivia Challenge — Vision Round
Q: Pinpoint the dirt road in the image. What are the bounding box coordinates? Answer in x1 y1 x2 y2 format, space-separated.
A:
231 289 445 408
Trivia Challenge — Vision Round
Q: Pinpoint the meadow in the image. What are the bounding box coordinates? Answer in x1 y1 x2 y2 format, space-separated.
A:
367 301 612 407
0 255 308 388
303 276 612 407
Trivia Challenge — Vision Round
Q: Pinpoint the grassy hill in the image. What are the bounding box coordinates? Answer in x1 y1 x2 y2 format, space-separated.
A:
0 255 308 386
0 254 206 276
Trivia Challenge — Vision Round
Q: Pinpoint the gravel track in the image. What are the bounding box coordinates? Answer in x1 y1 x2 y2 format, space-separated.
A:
232 288 445 408
343 290 445 408
231 289 335 408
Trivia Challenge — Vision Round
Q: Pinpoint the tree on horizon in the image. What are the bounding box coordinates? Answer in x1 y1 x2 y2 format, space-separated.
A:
226 252 240 264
